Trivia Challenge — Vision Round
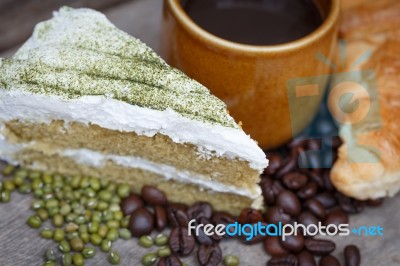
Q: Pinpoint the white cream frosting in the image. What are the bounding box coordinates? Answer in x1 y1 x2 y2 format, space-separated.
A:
0 89 267 171
0 133 260 199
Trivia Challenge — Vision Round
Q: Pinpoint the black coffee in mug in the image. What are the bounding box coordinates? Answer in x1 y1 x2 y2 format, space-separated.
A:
181 0 323 45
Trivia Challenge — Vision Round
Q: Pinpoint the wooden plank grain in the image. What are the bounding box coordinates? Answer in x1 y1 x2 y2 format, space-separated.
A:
0 0 132 52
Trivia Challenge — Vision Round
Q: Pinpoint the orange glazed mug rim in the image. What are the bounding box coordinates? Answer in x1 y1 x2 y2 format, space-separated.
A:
165 0 340 54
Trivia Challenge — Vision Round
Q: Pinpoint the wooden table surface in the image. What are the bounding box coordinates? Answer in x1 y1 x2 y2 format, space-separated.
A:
0 0 400 265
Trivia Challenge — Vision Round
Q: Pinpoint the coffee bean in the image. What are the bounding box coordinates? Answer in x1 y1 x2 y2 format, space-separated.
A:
304 238 335 256
261 177 276 205
169 227 195 256
158 254 182 266
194 217 214 245
314 192 337 209
308 173 324 188
323 209 348 233
211 211 235 226
267 255 298 266
280 234 304 253
265 207 291 224
154 205 167 231
167 205 189 227
304 199 326 219
197 244 222 266
129 207 154 237
344 245 361 266
297 250 316 266
336 193 364 214
320 255 340 266
264 236 289 257
211 211 236 239
141 186 167 206
297 212 318 228
307 139 321 151
322 171 334 191
332 136 342 148
265 153 283 175
297 182 318 199
272 180 285 194
282 172 308 190
239 223 266 245
120 194 144 216
276 190 301 216
276 157 297 177
187 202 213 220
238 208 264 224
366 198 384 207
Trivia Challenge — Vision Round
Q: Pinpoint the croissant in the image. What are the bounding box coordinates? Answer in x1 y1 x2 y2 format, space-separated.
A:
330 0 400 199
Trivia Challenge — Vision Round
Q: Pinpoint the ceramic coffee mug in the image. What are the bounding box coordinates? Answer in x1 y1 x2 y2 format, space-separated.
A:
161 0 340 149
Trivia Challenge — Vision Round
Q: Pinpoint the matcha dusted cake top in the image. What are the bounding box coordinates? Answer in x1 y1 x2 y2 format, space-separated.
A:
0 7 237 128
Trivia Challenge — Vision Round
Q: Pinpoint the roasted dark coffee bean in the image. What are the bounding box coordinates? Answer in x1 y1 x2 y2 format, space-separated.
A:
264 236 289 256
304 238 335 256
297 212 318 228
366 198 384 207
239 223 267 245
211 211 235 225
288 137 306 149
336 193 364 214
238 208 264 224
154 205 167 231
267 254 298 266
194 217 214 245
276 190 301 216
297 250 316 266
141 186 167 206
187 202 213 220
322 171 334 191
304 199 326 219
265 207 291 224
297 182 318 199
314 192 337 209
320 255 340 266
265 153 283 175
308 172 324 188
323 209 348 233
282 172 308 190
197 244 222 266
307 139 321 151
212 211 236 238
158 254 183 266
261 177 276 205
280 234 304 253
169 227 195 256
276 157 296 177
332 136 342 148
167 205 189 227
272 180 285 194
120 194 144 216
129 207 154 237
344 245 361 266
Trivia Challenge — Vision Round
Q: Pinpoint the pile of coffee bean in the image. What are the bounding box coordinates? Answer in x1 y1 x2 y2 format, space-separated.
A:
259 137 383 265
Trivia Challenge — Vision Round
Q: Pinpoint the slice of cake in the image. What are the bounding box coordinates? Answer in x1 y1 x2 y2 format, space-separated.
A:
0 7 268 214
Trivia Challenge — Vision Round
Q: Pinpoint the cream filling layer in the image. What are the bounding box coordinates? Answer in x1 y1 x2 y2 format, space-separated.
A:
0 89 268 172
0 133 260 199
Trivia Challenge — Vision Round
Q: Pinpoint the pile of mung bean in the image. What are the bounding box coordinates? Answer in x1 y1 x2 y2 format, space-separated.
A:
0 164 132 265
